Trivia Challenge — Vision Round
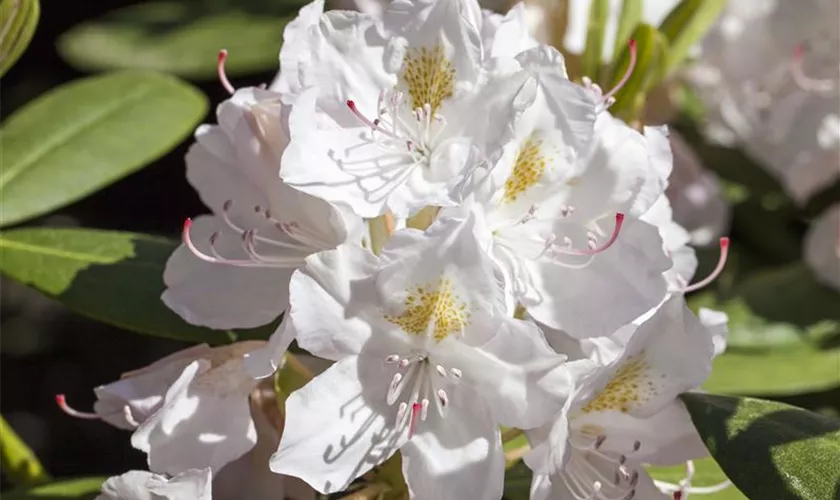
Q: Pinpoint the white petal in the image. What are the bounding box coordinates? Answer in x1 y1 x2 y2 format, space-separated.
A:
97 471 156 500
289 244 381 360
162 215 293 329
97 469 212 500
272 0 326 98
94 345 212 429
528 217 670 338
438 318 569 429
699 308 729 358
243 320 296 379
481 3 539 59
401 391 504 500
805 204 840 291
270 356 405 494
131 359 258 475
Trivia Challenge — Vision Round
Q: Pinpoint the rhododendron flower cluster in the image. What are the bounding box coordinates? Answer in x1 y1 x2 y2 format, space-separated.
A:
59 0 736 498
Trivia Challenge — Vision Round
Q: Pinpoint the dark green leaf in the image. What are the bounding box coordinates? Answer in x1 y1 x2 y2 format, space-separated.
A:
580 0 609 81
57 2 295 79
681 393 840 500
0 416 50 487
612 0 642 59
0 71 207 227
658 0 726 77
0 227 273 344
503 460 532 500
2 477 105 500
647 457 747 500
0 0 39 77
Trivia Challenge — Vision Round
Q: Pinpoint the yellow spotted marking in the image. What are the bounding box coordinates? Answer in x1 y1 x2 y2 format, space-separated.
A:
503 138 548 204
581 355 656 414
385 278 470 342
400 45 456 115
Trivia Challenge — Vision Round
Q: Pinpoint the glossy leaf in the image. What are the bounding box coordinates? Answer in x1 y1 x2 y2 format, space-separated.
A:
648 457 747 500
0 416 50 487
57 2 295 79
658 0 726 77
0 71 207 227
612 0 642 58
0 227 273 344
580 0 609 81
3 477 105 500
681 393 840 500
0 0 39 77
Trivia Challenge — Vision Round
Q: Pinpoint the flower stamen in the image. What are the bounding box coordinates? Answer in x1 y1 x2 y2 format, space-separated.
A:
602 40 638 104
791 43 837 93
217 49 236 95
681 237 730 293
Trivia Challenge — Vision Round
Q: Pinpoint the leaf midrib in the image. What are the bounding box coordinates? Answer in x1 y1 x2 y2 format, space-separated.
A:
0 237 130 263
0 79 156 191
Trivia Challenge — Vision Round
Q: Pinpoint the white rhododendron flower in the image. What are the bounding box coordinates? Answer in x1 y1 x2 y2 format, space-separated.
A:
805 204 840 291
526 295 718 500
690 0 840 203
275 0 541 217
95 469 212 500
59 342 264 476
163 83 360 331
271 215 571 498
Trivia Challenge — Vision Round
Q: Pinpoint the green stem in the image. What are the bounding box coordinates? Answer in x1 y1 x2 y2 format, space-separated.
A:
0 414 51 487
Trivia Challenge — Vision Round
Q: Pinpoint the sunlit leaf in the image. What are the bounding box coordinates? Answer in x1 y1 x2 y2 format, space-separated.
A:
0 0 39 76
0 416 50 488
681 393 840 500
0 71 207 227
0 227 273 343
580 0 609 81
658 0 726 77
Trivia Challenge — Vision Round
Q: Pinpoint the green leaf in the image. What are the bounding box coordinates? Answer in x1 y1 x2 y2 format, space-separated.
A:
580 0 609 81
0 71 207 227
0 415 50 487
647 457 747 500
503 460 532 500
0 227 273 344
0 0 39 77
681 393 840 500
57 2 295 79
607 23 668 121
3 477 105 500
612 0 642 58
658 0 726 77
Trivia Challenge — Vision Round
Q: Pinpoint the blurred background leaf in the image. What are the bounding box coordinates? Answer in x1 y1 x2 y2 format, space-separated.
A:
0 0 39 77
0 415 50 487
681 393 840 500
57 0 303 79
580 0 608 81
0 227 274 344
607 23 668 121
3 477 104 500
658 0 726 78
0 71 207 228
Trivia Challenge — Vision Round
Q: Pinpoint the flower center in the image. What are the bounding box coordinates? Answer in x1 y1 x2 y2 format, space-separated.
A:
384 278 470 342
562 429 643 500
383 352 462 437
400 45 456 116
503 138 549 204
580 354 655 414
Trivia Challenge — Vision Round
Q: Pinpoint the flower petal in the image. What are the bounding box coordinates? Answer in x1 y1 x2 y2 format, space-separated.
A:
270 356 405 494
289 244 381 360
401 391 504 500
162 215 293 329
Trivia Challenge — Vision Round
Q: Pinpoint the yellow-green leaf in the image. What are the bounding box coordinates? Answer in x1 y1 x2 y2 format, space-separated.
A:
612 0 642 59
0 416 50 487
3 477 105 499
658 0 726 77
580 0 609 81
0 0 39 76
0 71 207 227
